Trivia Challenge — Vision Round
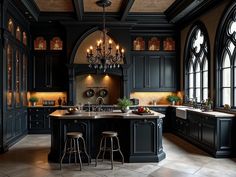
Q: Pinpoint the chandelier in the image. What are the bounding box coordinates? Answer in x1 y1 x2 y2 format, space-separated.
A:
86 0 125 71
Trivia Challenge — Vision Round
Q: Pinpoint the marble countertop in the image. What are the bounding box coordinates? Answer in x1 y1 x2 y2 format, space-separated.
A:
49 110 165 119
176 107 235 118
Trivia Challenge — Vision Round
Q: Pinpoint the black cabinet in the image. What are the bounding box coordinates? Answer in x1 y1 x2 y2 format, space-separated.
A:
174 110 234 157
31 53 67 91
129 118 165 162
131 53 176 91
28 107 57 133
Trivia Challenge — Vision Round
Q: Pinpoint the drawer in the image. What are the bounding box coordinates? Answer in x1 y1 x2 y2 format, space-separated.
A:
28 108 44 114
29 121 44 129
29 114 44 121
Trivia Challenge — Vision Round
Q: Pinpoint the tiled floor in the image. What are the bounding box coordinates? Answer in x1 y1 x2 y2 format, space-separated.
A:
0 134 236 177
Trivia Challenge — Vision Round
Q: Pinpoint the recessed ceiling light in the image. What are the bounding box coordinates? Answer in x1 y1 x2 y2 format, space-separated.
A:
25 11 29 15
29 16 32 19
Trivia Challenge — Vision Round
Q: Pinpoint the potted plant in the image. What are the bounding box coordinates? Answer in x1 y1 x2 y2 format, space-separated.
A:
117 97 133 113
167 95 181 105
29 96 38 106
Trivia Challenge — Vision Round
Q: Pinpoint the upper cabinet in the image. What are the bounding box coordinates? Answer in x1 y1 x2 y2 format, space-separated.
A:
30 35 66 91
130 35 177 92
132 36 175 52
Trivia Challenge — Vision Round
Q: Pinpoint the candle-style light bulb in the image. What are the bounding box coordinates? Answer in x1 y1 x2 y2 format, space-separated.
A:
90 46 93 50
109 39 112 44
116 45 119 50
121 48 124 53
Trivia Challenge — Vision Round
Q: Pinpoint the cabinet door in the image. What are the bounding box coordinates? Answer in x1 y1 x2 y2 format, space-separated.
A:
160 56 176 91
201 116 216 148
130 119 156 155
147 56 160 89
188 113 200 140
33 54 46 90
132 55 145 89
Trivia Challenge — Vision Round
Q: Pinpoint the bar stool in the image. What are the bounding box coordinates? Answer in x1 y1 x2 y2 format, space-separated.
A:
95 131 124 170
60 132 90 170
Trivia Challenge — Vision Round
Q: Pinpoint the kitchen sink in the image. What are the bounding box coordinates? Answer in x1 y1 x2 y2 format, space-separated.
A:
176 107 202 119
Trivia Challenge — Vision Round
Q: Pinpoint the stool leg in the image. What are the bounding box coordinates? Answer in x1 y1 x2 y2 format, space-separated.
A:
95 136 104 167
110 137 114 170
76 139 82 171
102 137 107 162
81 137 90 165
69 138 73 164
115 136 124 164
60 138 68 170
73 139 77 165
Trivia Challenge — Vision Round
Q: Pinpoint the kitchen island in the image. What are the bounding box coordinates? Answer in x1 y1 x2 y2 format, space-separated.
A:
48 110 166 163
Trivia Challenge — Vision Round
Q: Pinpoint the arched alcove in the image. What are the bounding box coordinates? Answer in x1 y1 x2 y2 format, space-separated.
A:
73 30 124 64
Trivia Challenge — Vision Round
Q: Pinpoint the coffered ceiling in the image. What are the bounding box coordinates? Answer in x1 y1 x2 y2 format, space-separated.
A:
33 0 176 13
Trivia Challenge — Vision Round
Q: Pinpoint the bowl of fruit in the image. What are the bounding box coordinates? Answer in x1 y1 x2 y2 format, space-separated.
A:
134 106 153 115
67 107 80 115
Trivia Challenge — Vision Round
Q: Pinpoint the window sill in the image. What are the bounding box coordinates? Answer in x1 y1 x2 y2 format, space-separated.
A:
214 107 236 115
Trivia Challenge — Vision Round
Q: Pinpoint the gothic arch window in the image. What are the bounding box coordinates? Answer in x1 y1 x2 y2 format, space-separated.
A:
216 2 236 107
185 23 210 102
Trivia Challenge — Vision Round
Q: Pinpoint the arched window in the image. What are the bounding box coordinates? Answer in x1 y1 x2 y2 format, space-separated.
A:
216 2 236 107
185 23 210 102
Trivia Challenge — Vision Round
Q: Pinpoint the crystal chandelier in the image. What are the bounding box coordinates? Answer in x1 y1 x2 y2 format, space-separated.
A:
86 0 125 71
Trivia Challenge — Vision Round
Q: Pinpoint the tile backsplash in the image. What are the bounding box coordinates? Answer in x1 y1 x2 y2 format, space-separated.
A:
130 92 177 105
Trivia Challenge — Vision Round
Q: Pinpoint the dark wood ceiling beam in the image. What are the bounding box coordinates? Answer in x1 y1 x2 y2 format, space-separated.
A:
73 0 84 21
120 0 134 21
20 0 40 21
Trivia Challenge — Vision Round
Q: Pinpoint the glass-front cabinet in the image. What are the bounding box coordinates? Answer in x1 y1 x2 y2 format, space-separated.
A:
15 50 21 107
22 54 28 106
7 44 13 108
132 36 175 52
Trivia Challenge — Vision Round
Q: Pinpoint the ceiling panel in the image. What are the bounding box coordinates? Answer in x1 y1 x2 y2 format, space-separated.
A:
130 0 175 13
34 0 74 12
83 0 123 12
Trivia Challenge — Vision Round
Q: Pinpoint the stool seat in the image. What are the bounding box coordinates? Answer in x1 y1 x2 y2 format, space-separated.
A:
102 131 117 137
66 132 83 138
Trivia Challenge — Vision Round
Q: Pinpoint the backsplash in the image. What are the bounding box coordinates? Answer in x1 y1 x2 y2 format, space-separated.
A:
28 92 67 106
130 92 177 105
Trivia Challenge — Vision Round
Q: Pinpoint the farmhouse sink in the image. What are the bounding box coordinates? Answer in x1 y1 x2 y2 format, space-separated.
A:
176 107 202 119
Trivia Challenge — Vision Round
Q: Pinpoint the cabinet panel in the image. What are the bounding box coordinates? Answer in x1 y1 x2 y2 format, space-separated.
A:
148 56 160 88
132 55 145 89
161 56 176 89
32 53 66 91
201 117 215 148
131 120 156 155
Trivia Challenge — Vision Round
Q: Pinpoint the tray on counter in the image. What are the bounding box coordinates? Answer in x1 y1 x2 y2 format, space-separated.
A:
132 111 154 115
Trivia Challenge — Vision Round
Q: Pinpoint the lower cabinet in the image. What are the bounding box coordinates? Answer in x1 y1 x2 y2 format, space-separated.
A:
174 110 234 157
28 107 57 134
130 118 165 162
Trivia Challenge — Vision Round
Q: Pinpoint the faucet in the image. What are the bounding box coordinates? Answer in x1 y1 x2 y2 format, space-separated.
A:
96 97 104 105
94 97 105 112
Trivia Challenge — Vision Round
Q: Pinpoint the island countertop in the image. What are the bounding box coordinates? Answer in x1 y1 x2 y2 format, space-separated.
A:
50 110 165 119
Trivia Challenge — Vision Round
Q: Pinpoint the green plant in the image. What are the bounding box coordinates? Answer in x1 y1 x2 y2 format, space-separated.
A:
29 96 38 103
166 95 181 103
117 97 133 109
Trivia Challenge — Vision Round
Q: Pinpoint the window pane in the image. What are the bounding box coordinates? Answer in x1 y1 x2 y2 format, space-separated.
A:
235 67 236 87
196 72 200 87
203 71 208 87
189 89 194 99
223 88 231 105
223 68 231 87
234 88 236 107
189 73 194 87
203 88 208 100
193 29 204 53
196 88 201 102
222 51 230 67
228 41 235 55
195 62 200 72
203 59 208 71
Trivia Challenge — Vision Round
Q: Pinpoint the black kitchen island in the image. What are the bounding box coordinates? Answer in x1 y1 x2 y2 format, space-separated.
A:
48 110 166 163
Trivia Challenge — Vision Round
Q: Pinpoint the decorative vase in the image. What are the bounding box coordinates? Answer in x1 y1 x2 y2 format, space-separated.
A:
121 107 129 113
31 102 36 106
171 101 175 105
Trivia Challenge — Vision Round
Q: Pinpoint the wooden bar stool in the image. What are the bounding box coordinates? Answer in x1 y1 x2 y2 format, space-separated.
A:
60 132 90 170
95 131 124 169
